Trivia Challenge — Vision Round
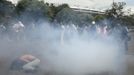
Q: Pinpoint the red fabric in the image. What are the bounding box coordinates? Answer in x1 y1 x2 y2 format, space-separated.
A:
20 55 36 62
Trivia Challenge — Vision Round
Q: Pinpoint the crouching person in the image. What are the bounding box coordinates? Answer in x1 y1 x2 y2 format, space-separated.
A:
10 54 40 73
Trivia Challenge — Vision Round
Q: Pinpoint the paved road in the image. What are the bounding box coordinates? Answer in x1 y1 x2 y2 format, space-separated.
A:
127 32 134 75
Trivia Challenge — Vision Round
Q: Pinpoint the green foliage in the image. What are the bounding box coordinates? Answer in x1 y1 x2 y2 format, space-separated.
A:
0 0 15 27
0 0 134 28
94 15 106 22
104 2 134 26
55 8 76 24
15 0 51 25
48 3 58 21
105 2 126 19
121 14 134 26
56 4 70 13
16 0 49 16
77 14 93 26
16 0 47 12
48 3 70 21
0 0 15 14
16 1 70 22
55 7 93 27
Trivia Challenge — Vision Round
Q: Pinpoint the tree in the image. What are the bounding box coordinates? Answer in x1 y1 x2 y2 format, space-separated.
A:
105 2 133 26
55 8 77 25
93 15 106 22
48 3 57 21
15 0 51 27
48 3 70 21
105 2 126 19
55 7 93 27
121 14 134 26
56 4 70 13
77 13 93 27
0 0 16 28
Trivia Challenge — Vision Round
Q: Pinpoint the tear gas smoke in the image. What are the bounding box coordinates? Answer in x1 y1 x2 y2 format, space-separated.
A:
0 20 126 75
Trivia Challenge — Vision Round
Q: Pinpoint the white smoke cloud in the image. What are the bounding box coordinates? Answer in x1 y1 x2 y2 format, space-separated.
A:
31 22 127 75
0 18 127 75
1 0 129 74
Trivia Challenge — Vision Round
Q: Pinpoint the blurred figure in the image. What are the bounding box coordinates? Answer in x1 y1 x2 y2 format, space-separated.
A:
97 25 107 36
121 26 130 51
111 23 130 51
11 21 25 40
89 21 97 38
96 22 108 39
0 24 6 39
61 25 65 45
10 54 40 73
12 21 25 33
